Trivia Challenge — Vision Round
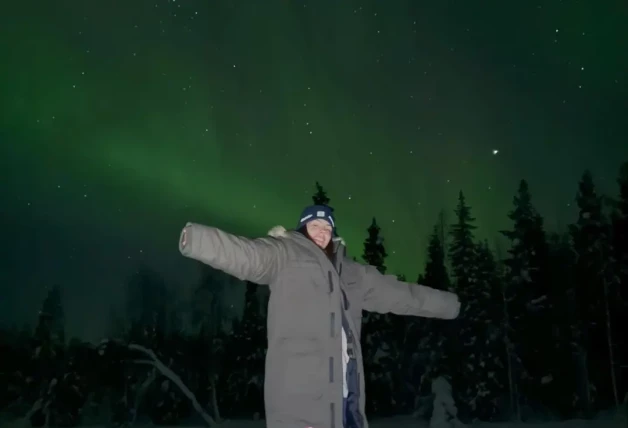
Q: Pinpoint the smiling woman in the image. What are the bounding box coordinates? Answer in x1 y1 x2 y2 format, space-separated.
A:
297 204 336 249
178 203 460 428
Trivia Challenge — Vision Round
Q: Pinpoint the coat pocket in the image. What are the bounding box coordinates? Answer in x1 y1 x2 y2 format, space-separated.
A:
279 339 324 396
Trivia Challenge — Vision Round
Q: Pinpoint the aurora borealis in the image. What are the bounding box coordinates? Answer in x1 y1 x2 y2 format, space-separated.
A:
1 0 627 341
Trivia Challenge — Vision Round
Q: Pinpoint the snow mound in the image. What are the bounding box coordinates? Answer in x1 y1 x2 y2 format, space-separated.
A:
430 376 465 428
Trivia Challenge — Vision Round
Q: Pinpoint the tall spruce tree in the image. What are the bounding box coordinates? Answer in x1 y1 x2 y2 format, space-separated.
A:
569 170 614 415
189 265 229 419
500 180 549 291
31 284 67 423
240 281 266 416
423 225 451 291
389 273 414 411
500 179 554 413
125 267 170 348
39 284 65 348
448 192 504 420
546 231 580 416
222 282 266 417
413 223 452 399
468 241 508 421
613 162 628 286
34 284 65 361
610 162 628 402
312 181 331 205
363 218 387 274
447 191 480 420
449 191 476 292
360 218 397 415
192 265 226 337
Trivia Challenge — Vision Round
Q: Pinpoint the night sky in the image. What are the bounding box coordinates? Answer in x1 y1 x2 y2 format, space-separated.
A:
1 0 627 342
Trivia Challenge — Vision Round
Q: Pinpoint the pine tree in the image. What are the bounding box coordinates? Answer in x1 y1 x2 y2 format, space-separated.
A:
240 282 266 417
120 269 183 424
190 265 228 420
569 170 614 415
363 218 387 274
453 237 506 421
610 162 628 401
546 231 580 417
192 265 226 338
222 282 266 417
500 180 549 290
312 181 331 205
125 267 171 349
35 284 65 354
423 225 451 292
32 284 65 393
447 191 487 420
500 179 554 414
360 218 397 415
613 162 628 284
449 191 476 292
31 285 72 427
413 223 452 403
32 284 66 389
468 241 507 420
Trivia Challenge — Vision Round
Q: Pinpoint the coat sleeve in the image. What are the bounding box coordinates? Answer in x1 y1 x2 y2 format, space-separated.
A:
178 222 286 285
361 265 460 319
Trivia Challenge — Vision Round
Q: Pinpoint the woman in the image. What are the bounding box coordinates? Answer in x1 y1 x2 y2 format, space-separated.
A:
179 204 460 428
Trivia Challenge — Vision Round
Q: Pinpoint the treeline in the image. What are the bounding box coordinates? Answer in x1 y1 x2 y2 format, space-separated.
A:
358 165 628 422
0 164 627 426
0 267 270 426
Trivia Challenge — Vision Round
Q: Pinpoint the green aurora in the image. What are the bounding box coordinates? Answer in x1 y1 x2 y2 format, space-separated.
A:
1 0 627 339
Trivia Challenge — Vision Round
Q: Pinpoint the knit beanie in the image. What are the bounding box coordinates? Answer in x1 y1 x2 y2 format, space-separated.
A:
297 205 336 235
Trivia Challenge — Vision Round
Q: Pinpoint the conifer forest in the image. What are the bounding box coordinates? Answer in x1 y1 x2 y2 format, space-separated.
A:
1 164 627 427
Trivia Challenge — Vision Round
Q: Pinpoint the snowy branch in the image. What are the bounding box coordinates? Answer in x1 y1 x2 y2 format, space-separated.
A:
129 344 217 426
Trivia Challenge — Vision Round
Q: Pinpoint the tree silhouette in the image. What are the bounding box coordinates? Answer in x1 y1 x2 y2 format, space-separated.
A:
312 181 331 206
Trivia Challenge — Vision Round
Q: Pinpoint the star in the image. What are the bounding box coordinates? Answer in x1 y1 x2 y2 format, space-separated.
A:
2 0 625 355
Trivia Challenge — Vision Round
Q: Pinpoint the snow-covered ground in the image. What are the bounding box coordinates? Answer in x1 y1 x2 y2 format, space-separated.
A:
212 415 626 428
158 415 628 428
2 415 626 428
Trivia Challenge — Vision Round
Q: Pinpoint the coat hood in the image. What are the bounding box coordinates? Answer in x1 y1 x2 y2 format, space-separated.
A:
268 225 346 246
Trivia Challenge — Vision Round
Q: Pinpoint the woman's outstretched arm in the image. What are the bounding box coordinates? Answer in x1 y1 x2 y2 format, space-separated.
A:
179 222 287 285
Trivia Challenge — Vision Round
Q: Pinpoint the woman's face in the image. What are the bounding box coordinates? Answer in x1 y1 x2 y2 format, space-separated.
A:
306 219 333 249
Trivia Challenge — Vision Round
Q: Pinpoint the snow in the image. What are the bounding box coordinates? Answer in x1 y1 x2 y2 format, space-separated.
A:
4 415 621 428
430 376 464 428
541 375 553 385
2 402 625 428
218 419 627 428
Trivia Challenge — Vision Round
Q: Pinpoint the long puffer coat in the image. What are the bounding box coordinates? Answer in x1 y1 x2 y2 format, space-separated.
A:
179 223 460 428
